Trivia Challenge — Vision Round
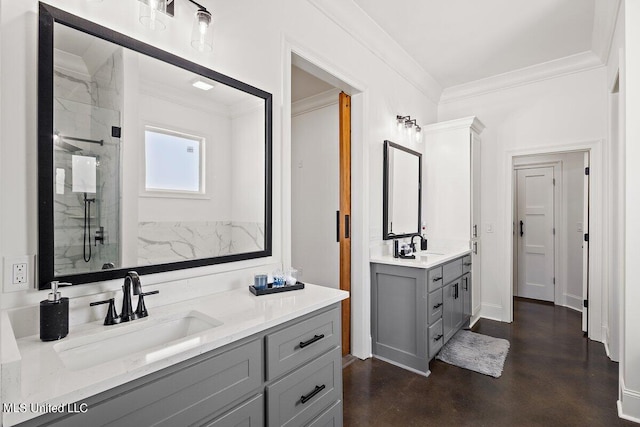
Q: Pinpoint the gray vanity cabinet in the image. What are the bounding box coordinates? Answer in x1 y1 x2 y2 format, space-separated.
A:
371 254 472 375
463 273 472 319
443 279 464 342
370 263 428 373
18 305 343 427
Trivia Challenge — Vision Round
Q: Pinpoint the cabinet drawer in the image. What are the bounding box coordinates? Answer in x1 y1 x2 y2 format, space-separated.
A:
428 318 444 360
45 339 263 427
462 255 472 274
443 258 463 283
427 289 443 325
267 347 342 427
427 266 444 292
306 400 343 427
266 307 340 380
203 394 264 427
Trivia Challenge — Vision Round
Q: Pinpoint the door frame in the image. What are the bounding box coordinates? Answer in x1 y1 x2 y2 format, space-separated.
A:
282 37 371 359
501 140 604 342
513 162 560 304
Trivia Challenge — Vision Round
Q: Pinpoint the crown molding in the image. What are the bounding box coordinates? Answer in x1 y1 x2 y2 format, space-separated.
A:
292 88 340 117
307 0 442 102
440 51 604 104
422 116 485 135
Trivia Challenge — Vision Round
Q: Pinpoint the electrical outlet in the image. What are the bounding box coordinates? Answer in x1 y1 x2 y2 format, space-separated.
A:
3 256 31 292
13 263 27 284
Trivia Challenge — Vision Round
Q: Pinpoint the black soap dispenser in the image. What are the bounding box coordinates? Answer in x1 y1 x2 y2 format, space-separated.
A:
40 281 69 341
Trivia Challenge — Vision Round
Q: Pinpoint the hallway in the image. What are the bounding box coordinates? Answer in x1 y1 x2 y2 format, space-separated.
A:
343 298 633 426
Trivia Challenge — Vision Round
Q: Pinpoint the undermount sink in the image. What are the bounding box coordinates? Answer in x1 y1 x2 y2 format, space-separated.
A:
54 310 222 371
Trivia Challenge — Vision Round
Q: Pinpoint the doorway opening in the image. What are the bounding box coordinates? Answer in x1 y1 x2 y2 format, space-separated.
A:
289 54 359 357
512 151 590 332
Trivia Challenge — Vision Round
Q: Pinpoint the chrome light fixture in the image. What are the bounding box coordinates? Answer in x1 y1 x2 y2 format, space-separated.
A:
396 115 423 143
136 0 213 52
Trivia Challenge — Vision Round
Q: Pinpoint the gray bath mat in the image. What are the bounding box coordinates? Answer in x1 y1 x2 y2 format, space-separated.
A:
436 330 510 378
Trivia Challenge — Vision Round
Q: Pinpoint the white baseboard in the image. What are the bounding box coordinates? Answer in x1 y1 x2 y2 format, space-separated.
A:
618 377 640 422
564 293 583 312
480 303 504 322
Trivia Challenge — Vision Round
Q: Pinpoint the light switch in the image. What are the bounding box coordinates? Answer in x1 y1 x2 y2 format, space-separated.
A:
577 222 583 232
486 223 494 233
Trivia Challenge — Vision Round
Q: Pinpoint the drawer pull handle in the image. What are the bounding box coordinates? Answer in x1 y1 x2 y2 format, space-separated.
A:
433 303 443 309
463 262 472 266
434 334 444 341
301 384 325 404
432 277 443 282
299 334 325 349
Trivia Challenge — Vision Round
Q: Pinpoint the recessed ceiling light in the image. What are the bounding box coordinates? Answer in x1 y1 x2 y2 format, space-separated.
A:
191 78 215 91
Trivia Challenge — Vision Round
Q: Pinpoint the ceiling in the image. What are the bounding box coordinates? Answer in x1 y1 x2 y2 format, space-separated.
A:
291 66 336 103
352 0 596 89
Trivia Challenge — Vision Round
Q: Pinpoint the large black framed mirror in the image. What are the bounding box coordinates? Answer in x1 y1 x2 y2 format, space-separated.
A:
383 140 421 240
38 3 272 289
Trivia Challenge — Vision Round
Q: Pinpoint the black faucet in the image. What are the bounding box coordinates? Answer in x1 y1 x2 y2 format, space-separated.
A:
120 271 142 322
410 234 423 252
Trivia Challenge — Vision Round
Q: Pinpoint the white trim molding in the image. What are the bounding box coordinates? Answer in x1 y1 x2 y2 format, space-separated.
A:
500 140 605 343
618 377 640 423
307 0 442 103
282 35 372 360
441 52 604 104
291 88 341 117
480 303 503 322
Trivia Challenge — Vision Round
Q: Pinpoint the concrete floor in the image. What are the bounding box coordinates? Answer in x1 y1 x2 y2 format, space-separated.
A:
343 298 635 426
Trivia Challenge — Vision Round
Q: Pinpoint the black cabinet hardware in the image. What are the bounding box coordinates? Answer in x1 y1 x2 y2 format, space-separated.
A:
299 334 325 349
519 220 524 237
433 277 443 282
433 303 443 309
301 384 325 404
345 214 350 239
434 334 444 341
336 211 340 242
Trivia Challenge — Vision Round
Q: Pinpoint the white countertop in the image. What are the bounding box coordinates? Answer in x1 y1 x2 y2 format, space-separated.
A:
370 247 471 269
1 284 348 426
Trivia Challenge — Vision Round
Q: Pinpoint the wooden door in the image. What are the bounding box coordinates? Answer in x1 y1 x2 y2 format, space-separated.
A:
516 167 555 302
339 92 351 356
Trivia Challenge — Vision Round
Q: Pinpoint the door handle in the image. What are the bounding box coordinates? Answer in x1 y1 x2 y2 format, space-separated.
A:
519 220 524 237
345 214 350 239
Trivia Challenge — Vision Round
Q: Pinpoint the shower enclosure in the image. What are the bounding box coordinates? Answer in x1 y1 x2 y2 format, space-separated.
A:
52 36 123 275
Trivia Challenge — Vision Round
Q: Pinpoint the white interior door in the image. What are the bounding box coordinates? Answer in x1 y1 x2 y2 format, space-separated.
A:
582 152 590 332
291 103 340 289
516 167 555 302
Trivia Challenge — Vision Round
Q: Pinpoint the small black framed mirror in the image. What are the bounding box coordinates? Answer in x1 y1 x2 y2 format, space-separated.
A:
383 140 422 240
37 3 272 289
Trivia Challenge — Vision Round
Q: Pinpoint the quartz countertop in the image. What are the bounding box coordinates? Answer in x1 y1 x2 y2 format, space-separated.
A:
1 284 348 426
370 247 471 269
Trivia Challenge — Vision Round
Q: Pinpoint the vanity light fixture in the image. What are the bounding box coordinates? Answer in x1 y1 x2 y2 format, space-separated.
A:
396 115 423 143
191 77 215 91
137 0 214 52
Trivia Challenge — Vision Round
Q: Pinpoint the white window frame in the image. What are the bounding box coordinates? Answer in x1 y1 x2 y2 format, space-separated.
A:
141 125 207 199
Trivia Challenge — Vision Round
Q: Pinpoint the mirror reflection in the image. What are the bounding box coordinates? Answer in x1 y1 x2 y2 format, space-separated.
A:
383 140 422 239
40 6 271 287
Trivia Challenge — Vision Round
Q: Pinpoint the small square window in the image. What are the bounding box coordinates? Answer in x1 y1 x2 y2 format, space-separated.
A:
144 127 204 193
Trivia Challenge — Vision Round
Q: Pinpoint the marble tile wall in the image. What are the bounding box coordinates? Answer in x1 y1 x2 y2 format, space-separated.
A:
137 221 265 266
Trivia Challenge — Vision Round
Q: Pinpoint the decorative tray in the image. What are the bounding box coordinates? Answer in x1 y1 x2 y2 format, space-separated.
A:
249 281 305 296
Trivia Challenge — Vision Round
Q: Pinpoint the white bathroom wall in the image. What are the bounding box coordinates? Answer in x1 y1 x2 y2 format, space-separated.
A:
291 96 340 289
513 152 585 311
438 67 607 328
0 0 438 362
